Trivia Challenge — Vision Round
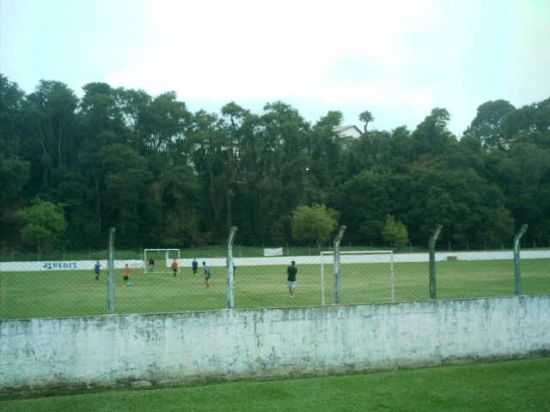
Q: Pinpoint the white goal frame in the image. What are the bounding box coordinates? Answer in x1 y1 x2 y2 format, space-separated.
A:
143 249 181 274
320 250 395 305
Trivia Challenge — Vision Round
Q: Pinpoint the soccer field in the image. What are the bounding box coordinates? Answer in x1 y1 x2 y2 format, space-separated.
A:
1 259 550 319
2 357 550 411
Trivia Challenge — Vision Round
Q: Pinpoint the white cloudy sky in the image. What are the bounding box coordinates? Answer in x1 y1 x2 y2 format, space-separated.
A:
1 0 549 135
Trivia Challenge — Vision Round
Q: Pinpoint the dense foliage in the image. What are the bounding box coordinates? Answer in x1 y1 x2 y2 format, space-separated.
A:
1 74 549 250
291 204 338 247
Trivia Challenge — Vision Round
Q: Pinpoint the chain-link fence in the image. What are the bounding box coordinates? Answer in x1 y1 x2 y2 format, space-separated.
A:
0 260 232 319
2 225 550 319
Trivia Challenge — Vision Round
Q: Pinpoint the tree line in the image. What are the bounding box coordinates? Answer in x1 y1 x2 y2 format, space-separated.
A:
1 73 549 252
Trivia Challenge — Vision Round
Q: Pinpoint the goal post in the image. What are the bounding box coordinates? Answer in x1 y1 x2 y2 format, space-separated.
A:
320 250 395 305
143 249 181 274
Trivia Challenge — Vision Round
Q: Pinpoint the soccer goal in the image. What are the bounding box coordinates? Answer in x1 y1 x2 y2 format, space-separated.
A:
143 249 181 274
320 250 395 305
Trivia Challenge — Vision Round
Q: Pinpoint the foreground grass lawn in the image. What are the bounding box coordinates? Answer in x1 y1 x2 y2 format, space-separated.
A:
2 357 550 412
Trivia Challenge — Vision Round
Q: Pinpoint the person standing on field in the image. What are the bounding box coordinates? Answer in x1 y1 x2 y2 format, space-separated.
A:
202 261 212 288
123 264 131 286
287 260 298 297
94 260 101 281
171 258 179 277
192 258 198 275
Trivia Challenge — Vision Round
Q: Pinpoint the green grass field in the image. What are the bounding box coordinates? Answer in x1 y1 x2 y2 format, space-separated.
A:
2 357 550 411
1 259 549 319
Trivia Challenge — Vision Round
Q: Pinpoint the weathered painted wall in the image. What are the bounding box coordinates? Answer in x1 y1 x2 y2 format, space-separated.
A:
2 296 550 393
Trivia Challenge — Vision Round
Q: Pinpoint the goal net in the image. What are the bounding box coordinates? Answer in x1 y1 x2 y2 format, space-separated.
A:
143 249 181 274
320 250 395 305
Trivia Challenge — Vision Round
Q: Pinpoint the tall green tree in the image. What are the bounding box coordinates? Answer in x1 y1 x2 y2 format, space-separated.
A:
412 108 456 158
101 144 152 245
359 110 374 134
0 75 30 247
23 80 78 192
291 204 338 247
17 199 66 253
1 72 550 251
465 100 515 149
382 215 409 248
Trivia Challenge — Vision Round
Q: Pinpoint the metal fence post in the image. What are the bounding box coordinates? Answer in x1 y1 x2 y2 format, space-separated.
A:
429 225 443 300
0 261 4 318
107 227 116 313
334 225 346 304
227 226 238 309
390 251 395 303
513 224 528 296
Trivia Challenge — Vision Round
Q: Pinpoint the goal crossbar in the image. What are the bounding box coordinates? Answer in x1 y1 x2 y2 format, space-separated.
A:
144 248 181 252
320 250 393 256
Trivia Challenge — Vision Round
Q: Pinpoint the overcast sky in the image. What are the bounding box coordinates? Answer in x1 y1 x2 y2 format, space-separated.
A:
1 0 549 135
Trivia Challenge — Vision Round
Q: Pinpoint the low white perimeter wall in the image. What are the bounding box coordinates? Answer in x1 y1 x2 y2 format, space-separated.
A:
2 295 550 393
2 249 550 272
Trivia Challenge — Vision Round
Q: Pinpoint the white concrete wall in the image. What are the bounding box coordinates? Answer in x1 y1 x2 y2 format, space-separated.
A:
2 295 550 393
2 249 550 272
0 259 145 272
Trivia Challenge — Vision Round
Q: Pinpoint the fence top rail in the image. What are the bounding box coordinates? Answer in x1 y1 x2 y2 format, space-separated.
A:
320 250 394 256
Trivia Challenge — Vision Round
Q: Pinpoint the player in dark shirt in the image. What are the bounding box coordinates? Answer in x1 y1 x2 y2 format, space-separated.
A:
287 260 298 297
94 261 101 281
192 258 198 275
123 264 131 286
